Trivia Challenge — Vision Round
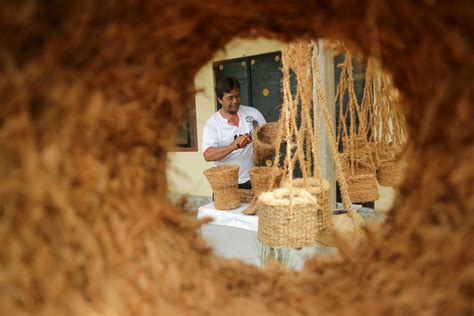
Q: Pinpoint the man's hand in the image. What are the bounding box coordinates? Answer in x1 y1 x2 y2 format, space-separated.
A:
234 134 252 149
203 134 252 162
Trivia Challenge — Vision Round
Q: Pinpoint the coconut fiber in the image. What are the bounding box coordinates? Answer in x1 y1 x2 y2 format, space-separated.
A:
0 0 473 315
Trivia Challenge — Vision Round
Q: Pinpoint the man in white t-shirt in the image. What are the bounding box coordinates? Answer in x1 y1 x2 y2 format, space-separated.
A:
202 76 266 189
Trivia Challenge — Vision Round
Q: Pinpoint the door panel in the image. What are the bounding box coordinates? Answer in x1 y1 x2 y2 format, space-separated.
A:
214 59 250 109
249 52 282 123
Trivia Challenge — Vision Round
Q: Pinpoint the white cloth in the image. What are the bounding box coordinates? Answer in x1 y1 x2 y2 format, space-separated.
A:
202 105 266 183
197 202 365 233
197 202 258 231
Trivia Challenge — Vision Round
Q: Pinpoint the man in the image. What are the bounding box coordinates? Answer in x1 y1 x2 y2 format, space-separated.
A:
202 76 266 189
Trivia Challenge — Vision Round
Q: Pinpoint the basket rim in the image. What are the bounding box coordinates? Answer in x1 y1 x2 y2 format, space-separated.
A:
253 123 278 150
249 166 282 176
259 187 316 206
203 164 239 176
347 173 377 181
282 178 330 191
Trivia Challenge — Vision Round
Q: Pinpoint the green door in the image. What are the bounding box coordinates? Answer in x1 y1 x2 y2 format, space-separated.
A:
214 59 250 109
249 52 283 123
213 52 283 122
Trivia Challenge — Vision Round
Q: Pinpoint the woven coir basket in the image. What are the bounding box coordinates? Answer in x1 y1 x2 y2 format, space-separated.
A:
252 123 279 167
257 188 319 247
316 209 365 247
243 167 282 215
342 134 368 151
282 178 331 234
203 165 240 210
377 160 403 187
339 153 374 175
347 173 380 203
238 189 254 203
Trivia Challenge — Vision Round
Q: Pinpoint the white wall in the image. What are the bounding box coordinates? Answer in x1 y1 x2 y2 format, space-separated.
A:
167 38 284 197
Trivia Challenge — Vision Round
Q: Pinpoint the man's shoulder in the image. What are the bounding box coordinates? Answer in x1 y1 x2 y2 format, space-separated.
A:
204 112 220 127
239 105 263 115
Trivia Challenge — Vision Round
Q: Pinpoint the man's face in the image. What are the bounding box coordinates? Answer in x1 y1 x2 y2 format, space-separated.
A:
218 88 240 114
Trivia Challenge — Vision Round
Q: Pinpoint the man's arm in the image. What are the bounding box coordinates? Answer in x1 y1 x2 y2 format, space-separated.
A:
203 135 251 162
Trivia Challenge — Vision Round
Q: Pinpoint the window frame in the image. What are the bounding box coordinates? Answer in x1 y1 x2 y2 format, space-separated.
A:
171 98 198 152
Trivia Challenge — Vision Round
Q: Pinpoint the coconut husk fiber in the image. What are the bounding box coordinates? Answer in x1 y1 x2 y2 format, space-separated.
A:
0 1 473 315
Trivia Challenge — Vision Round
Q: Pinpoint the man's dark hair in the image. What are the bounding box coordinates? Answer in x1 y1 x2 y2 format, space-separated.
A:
215 76 240 99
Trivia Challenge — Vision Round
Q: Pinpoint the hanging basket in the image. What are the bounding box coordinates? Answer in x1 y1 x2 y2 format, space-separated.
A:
316 209 365 247
340 153 375 176
368 142 381 169
243 167 282 215
377 160 403 187
347 173 379 203
282 178 331 234
257 188 319 248
238 189 254 203
203 165 240 210
342 135 373 163
342 134 368 151
253 123 279 167
375 143 395 162
250 167 283 196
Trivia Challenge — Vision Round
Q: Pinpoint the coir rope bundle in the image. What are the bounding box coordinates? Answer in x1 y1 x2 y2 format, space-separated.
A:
203 165 240 210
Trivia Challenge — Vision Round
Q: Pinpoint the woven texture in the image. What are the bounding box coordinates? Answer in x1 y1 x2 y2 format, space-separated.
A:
282 178 331 233
257 188 319 247
339 153 374 176
238 189 254 203
250 167 282 196
342 134 369 151
316 209 365 247
252 123 279 167
347 173 379 203
377 160 403 187
203 165 240 210
243 167 282 215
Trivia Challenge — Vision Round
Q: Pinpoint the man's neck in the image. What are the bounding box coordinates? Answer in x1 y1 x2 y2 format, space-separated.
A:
219 109 239 126
219 109 237 118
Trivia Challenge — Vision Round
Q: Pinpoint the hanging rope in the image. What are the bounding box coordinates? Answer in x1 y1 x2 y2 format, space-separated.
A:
311 44 353 212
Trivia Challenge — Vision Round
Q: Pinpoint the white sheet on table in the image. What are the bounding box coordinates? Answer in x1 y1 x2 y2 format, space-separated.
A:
197 202 258 232
197 202 364 232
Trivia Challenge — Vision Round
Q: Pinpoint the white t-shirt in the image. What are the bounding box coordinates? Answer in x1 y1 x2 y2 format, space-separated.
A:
202 105 266 184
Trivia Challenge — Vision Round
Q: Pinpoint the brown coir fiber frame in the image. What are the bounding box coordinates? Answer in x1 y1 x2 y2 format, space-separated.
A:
0 1 472 315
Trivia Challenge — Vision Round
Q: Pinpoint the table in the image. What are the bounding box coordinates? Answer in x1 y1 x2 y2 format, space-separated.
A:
198 202 341 269
197 202 384 269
